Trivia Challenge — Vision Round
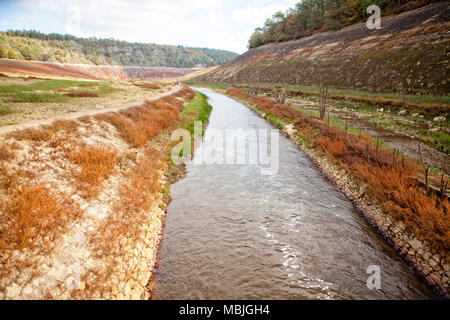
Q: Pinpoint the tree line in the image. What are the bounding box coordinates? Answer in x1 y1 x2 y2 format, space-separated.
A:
0 30 238 68
248 0 442 48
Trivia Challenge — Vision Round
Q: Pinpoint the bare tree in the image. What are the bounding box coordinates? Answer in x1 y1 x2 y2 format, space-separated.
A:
248 68 261 95
319 84 328 120
271 61 289 104
418 142 430 195
273 86 288 104
439 163 448 200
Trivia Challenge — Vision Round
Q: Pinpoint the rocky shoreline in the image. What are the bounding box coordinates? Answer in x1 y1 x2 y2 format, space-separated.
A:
230 93 449 299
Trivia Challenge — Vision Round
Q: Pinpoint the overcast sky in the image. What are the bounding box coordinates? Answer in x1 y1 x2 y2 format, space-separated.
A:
0 0 299 53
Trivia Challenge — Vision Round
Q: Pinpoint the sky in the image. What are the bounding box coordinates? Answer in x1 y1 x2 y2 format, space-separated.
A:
0 0 299 54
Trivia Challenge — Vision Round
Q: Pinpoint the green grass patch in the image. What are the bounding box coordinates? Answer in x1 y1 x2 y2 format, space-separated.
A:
186 82 230 90
419 129 450 154
182 91 213 134
96 85 121 95
0 79 98 94
0 105 12 116
11 92 69 103
264 114 285 129
259 82 449 106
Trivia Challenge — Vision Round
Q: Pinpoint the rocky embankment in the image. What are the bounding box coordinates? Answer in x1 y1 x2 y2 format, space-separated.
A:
197 2 449 95
0 86 195 300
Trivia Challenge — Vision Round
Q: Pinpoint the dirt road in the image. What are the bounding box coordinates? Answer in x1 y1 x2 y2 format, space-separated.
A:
0 84 182 135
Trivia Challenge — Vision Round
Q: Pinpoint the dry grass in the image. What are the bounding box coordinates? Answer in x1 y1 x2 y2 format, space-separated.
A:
66 144 118 199
0 183 78 252
95 94 183 148
133 82 162 90
0 174 81 285
353 162 450 254
316 136 347 157
66 91 99 98
7 120 80 143
0 143 15 161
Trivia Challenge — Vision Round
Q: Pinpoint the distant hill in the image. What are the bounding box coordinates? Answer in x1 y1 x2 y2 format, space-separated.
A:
0 30 238 68
196 2 449 95
248 0 446 48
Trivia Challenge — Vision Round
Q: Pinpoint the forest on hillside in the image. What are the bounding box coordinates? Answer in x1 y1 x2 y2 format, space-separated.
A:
0 30 238 68
248 0 444 48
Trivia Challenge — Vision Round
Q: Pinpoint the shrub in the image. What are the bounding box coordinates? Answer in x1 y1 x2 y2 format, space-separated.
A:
0 183 78 252
66 144 118 199
316 136 347 157
66 91 99 98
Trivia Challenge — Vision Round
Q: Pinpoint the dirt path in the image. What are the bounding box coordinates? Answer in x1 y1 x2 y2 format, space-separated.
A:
0 84 182 135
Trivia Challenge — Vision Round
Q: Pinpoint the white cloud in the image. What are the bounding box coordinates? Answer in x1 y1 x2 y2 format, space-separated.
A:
7 0 300 53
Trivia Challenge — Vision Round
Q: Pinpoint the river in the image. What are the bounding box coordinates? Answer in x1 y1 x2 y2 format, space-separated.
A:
152 88 434 300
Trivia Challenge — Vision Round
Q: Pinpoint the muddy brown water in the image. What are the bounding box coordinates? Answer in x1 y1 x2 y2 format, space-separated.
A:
152 88 435 300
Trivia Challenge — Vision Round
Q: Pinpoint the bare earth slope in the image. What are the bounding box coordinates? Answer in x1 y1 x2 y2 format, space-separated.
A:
197 2 450 94
0 59 198 81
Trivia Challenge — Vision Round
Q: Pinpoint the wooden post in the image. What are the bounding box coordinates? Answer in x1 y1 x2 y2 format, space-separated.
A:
366 144 370 162
375 138 381 166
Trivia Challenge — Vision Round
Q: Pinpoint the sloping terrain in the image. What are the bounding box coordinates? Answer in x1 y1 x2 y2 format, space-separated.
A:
0 31 238 68
0 59 197 81
0 86 198 300
197 2 450 95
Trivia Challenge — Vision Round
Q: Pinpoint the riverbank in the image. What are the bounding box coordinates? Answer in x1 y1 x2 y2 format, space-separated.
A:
223 88 449 298
0 85 199 299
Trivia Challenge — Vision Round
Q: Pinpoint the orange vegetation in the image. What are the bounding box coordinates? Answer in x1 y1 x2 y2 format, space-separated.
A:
66 145 118 199
0 86 196 291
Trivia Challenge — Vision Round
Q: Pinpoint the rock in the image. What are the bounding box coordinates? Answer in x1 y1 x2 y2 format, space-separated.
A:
429 259 438 268
86 206 100 217
412 113 419 117
425 275 436 286
47 266 64 279
433 116 446 122
377 108 384 113
79 281 85 290
409 239 423 251
5 284 21 299
399 110 407 115
432 254 440 263
22 285 33 295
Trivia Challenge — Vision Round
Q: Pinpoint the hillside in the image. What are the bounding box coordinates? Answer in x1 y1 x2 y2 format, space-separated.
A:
248 0 445 48
0 30 238 68
196 1 449 95
0 59 198 81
